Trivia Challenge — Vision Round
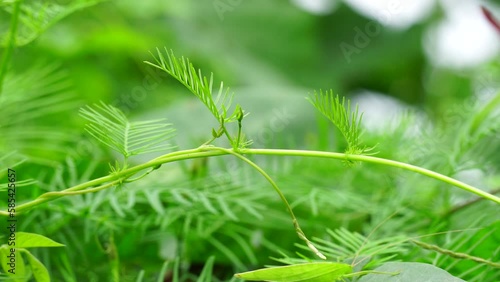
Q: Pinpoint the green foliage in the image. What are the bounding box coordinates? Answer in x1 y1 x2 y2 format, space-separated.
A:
79 102 176 161
0 0 105 47
308 90 374 156
0 233 64 282
0 64 77 161
412 222 500 282
15 232 65 248
307 228 407 267
1 2 499 281
144 48 252 150
245 227 408 281
21 250 50 282
235 262 353 282
134 257 217 282
145 48 236 124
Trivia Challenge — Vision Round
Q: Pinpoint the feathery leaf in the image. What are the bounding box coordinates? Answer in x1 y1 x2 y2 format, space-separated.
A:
79 102 176 158
290 227 408 268
308 90 374 155
144 48 234 123
0 64 78 163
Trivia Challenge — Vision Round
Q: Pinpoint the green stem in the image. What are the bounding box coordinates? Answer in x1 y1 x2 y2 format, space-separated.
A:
205 147 326 259
1 149 224 216
221 123 235 147
241 149 500 204
40 181 119 197
236 119 242 149
411 239 500 268
108 231 120 282
0 0 22 95
1 147 498 216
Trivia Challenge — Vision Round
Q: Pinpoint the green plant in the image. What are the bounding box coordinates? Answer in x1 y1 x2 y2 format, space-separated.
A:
1 3 499 280
0 232 64 282
1 46 499 280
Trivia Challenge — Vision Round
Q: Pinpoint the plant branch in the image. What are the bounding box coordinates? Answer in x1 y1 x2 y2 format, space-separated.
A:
411 239 500 268
240 149 500 204
203 146 326 259
40 181 120 197
0 148 225 216
1 147 498 216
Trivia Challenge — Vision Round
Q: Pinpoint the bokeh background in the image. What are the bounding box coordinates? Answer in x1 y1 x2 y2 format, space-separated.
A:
7 0 500 129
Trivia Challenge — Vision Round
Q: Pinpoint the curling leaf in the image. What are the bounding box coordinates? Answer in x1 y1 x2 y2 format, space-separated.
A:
21 249 50 282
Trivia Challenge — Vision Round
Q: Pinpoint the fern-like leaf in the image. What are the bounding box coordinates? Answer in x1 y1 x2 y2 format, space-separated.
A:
279 227 407 269
1 0 105 46
79 102 176 159
144 48 234 122
311 228 407 264
0 64 78 162
308 90 373 155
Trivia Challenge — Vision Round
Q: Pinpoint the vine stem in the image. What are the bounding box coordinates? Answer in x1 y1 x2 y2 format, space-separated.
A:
206 147 327 259
2 147 498 216
242 149 500 204
0 0 23 95
3 148 225 216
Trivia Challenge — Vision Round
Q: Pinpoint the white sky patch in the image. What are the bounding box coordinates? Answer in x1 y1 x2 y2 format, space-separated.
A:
291 0 339 15
292 0 499 68
343 0 436 29
424 0 500 69
453 169 487 196
351 91 409 131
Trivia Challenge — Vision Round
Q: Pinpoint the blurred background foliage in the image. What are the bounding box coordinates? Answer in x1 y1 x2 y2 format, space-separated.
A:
0 0 499 281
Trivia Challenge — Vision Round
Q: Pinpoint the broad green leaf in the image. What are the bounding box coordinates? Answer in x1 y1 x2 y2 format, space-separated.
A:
358 262 465 282
21 249 50 282
0 245 27 282
234 262 352 282
16 232 65 248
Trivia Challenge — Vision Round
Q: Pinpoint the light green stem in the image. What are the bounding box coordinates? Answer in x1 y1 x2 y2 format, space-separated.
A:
241 149 500 204
2 147 498 216
205 146 326 259
2 148 224 216
40 181 119 197
411 239 500 268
